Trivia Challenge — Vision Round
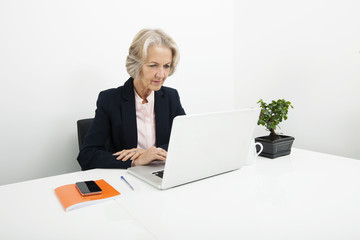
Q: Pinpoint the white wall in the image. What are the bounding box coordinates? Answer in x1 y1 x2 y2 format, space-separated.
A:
0 0 234 185
3 0 358 186
234 0 360 159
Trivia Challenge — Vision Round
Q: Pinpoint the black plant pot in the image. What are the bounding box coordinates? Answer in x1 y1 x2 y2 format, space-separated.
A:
255 135 295 159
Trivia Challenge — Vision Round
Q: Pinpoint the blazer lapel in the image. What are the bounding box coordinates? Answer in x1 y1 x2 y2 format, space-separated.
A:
155 88 169 145
120 78 138 148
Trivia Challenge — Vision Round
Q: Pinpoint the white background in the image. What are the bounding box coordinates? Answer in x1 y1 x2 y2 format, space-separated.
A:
0 0 234 185
235 0 360 160
1 0 359 186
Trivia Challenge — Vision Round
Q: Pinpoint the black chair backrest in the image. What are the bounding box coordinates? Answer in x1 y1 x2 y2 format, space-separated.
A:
77 118 94 151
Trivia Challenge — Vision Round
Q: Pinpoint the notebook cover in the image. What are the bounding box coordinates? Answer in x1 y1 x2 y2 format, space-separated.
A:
54 179 120 211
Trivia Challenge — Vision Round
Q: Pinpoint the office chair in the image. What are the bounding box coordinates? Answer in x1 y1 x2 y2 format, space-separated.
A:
77 118 94 150
77 118 113 152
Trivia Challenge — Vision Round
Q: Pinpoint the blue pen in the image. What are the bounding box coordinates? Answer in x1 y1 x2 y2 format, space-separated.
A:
121 176 134 190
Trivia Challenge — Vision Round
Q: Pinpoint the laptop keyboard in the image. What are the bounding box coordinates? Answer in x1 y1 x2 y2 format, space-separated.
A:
152 170 164 178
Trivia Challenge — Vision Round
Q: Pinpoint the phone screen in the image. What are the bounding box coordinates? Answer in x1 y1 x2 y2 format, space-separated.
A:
76 181 102 196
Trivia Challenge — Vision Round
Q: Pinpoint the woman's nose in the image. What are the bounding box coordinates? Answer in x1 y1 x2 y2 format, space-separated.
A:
156 68 165 78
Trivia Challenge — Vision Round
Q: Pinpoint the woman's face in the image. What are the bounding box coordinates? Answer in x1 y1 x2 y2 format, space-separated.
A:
136 46 172 95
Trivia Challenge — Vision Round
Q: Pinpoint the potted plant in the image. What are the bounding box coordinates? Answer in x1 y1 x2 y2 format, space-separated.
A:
255 99 295 158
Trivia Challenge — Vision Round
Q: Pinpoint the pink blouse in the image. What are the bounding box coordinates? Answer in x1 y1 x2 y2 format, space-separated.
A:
134 90 156 150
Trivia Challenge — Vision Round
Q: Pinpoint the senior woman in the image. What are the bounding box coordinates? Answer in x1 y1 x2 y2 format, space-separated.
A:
77 29 185 170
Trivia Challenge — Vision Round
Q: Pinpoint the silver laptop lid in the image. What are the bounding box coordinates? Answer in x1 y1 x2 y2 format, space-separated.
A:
160 108 260 189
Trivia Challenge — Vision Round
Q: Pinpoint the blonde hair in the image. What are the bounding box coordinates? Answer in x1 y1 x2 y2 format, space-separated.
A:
126 29 180 79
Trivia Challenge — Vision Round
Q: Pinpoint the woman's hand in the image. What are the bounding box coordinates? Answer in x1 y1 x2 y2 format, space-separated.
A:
132 146 167 166
113 146 167 166
113 148 145 162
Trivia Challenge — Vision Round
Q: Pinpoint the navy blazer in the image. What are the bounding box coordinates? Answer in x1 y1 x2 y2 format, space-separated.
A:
77 78 185 170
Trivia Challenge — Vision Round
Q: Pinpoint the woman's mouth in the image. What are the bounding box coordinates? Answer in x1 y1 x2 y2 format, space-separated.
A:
152 80 162 85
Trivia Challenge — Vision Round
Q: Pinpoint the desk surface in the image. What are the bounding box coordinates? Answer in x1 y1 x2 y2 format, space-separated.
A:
1 148 360 240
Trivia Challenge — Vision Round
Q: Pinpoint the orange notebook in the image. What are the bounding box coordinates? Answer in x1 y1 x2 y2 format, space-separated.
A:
54 179 120 211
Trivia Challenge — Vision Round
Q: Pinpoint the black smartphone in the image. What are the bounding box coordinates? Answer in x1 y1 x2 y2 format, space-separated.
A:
75 181 102 196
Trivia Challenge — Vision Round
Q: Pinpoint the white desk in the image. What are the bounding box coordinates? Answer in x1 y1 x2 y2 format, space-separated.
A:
1 148 360 240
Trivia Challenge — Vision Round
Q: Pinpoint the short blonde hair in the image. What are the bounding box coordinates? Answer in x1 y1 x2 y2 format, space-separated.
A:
126 28 180 79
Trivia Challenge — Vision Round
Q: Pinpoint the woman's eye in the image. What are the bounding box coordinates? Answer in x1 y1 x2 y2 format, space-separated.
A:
149 64 157 68
164 65 170 69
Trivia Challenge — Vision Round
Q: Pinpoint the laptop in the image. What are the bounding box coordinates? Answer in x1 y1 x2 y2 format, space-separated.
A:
127 108 260 190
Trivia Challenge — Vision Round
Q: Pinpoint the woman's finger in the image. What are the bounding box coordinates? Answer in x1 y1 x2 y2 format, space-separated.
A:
130 151 141 160
114 148 137 156
155 154 166 161
117 151 127 160
113 151 122 156
116 151 131 160
156 149 167 158
122 152 130 161
156 148 167 155
122 151 137 162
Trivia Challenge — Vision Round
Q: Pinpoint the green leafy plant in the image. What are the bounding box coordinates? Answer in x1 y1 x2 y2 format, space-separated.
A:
257 99 293 140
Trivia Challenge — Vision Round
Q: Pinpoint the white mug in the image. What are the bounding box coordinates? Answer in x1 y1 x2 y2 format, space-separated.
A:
244 140 263 166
